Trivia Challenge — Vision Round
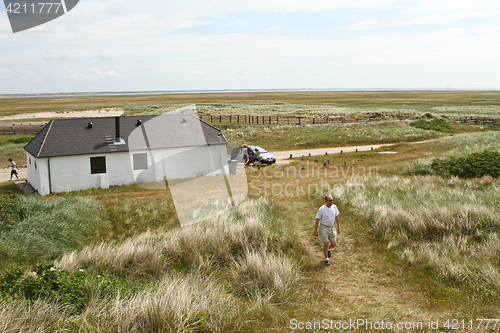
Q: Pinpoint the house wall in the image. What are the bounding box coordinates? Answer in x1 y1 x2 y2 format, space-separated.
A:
29 144 229 195
26 153 50 196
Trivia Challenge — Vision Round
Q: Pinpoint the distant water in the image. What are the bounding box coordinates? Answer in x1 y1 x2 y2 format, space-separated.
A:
0 88 494 99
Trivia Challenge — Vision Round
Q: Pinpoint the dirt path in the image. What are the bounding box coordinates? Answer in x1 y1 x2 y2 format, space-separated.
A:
272 144 393 161
285 200 457 333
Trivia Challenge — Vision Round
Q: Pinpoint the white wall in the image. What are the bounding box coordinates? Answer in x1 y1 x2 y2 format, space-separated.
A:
26 153 50 196
29 144 229 195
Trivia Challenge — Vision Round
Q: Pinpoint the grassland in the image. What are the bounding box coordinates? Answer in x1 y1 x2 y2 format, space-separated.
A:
1 91 500 332
2 90 500 117
0 135 34 163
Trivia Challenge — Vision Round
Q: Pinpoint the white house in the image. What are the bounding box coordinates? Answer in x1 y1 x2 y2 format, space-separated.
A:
23 114 229 196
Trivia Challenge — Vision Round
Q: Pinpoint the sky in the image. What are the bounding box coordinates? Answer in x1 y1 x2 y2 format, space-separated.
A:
1 0 500 94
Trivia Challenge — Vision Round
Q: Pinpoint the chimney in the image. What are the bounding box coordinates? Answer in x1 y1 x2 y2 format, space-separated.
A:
115 117 120 142
114 117 125 145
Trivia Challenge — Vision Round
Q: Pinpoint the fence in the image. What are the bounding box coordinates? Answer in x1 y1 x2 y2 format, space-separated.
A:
199 114 500 127
199 115 372 126
455 117 500 127
0 124 47 135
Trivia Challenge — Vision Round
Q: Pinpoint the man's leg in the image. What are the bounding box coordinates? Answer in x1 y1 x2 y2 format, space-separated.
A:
323 242 329 259
328 236 337 258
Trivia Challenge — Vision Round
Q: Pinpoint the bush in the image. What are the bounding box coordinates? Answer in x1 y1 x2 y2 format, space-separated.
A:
5 136 34 144
431 150 500 178
410 118 456 133
0 262 133 315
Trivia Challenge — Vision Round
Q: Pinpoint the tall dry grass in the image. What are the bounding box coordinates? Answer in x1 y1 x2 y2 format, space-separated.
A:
72 273 236 332
56 198 297 279
0 198 300 332
332 175 500 294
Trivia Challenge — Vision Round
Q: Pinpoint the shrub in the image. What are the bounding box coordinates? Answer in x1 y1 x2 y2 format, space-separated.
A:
410 118 457 133
0 262 133 315
431 150 500 178
5 136 34 144
0 193 26 230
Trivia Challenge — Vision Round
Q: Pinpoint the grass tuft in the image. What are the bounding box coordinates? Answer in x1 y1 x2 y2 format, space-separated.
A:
334 175 500 294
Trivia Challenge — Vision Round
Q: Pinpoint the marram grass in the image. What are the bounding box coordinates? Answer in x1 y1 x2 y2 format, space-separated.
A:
333 175 500 295
0 198 301 332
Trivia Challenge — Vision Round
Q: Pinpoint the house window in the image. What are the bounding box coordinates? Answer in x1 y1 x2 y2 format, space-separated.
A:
90 156 106 174
133 153 148 170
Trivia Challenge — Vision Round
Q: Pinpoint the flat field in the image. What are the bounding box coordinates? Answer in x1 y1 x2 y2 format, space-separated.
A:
2 90 500 118
0 91 499 332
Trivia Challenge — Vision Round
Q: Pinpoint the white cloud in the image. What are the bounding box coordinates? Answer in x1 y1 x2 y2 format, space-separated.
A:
89 68 123 77
260 25 285 31
0 68 15 80
96 53 113 62
43 52 73 61
2 0 500 93
404 11 491 26
347 19 378 30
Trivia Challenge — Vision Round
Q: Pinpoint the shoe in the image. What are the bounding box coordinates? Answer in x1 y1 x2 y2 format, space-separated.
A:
328 250 331 258
325 259 330 266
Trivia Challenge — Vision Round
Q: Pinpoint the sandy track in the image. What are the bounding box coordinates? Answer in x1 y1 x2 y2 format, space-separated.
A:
0 108 124 121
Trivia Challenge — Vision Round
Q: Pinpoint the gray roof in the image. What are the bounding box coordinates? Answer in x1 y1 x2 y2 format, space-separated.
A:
24 114 226 158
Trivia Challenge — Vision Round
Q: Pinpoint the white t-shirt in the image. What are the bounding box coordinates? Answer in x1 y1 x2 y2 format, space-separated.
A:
316 204 340 227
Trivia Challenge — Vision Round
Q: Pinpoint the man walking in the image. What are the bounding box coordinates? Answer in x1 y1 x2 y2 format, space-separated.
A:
314 195 340 266
8 158 19 180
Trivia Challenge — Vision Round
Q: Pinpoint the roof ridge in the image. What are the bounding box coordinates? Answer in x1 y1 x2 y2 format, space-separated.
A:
37 120 54 158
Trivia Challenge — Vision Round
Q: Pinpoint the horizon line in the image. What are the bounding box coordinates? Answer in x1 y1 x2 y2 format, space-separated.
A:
1 87 499 98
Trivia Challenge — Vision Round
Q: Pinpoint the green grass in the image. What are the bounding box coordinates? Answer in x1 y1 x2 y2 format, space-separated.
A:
0 196 108 269
333 175 500 296
0 198 303 332
2 91 500 116
0 134 34 164
1 92 500 331
224 121 446 150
